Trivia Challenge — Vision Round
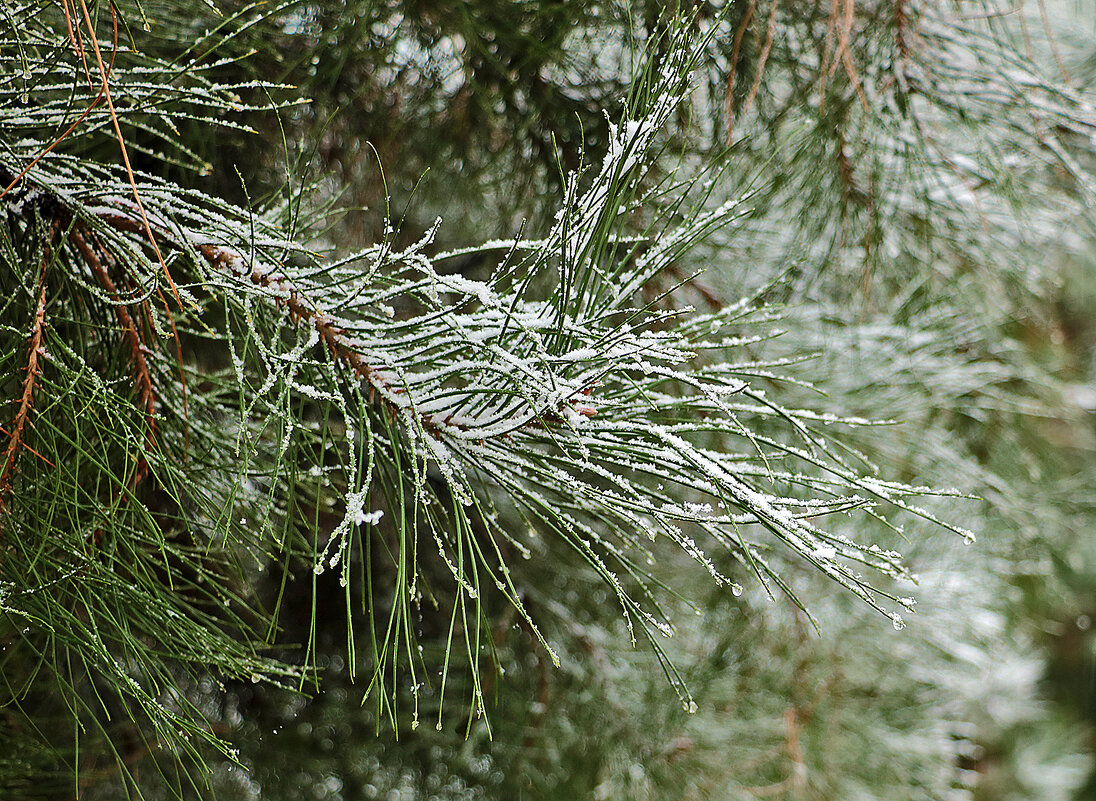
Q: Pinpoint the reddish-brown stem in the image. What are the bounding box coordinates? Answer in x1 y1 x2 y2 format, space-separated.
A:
744 0 779 117
72 0 181 308
817 0 840 112
725 0 758 144
195 243 387 386
61 0 96 92
0 426 55 468
0 253 50 507
827 0 868 111
69 227 157 483
895 0 909 59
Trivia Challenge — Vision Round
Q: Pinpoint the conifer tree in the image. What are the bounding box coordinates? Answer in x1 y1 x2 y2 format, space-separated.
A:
3 2 1096 799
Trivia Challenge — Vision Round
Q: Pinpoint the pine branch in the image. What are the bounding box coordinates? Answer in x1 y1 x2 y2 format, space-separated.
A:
14 5 1088 796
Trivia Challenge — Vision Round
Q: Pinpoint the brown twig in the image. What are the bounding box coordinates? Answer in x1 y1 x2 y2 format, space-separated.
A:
830 0 854 80
725 0 758 144
0 251 50 509
817 0 841 110
744 0 779 117
69 227 157 484
0 426 55 468
817 0 868 113
835 0 869 111
62 0 93 90
894 0 910 59
71 0 182 308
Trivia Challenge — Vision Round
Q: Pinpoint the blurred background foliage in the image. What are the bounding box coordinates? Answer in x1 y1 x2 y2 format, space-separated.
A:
4 0 1096 799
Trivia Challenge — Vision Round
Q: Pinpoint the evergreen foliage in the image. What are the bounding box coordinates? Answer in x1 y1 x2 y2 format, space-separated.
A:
2 1 1096 799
